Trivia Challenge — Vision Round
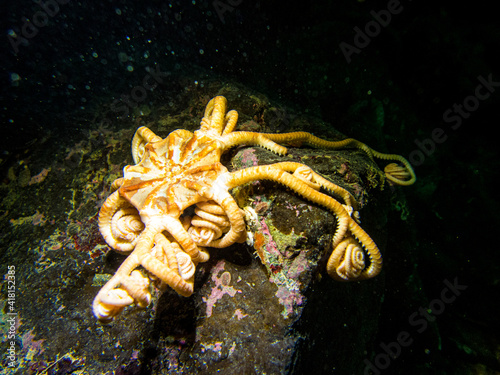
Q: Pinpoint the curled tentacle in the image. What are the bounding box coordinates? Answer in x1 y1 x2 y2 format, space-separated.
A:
292 165 321 190
327 221 382 282
202 189 247 248
327 236 366 281
93 270 152 322
111 207 145 243
384 162 415 186
99 191 145 252
176 252 196 280
188 200 230 246
93 288 134 322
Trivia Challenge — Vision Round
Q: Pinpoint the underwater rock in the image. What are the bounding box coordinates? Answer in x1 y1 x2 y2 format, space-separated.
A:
155 142 389 374
0 87 391 375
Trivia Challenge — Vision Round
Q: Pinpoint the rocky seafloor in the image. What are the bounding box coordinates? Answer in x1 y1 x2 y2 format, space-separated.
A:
0 81 418 374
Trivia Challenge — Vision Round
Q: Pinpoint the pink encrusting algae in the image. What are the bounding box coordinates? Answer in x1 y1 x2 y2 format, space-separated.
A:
202 261 242 317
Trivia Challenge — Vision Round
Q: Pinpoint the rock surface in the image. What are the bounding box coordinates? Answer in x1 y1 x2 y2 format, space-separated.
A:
0 84 393 374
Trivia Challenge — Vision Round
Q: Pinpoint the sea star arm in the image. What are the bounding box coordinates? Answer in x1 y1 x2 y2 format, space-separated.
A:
92 223 158 321
111 177 124 191
260 132 416 186
200 96 239 136
151 233 196 281
93 221 196 322
138 230 195 295
222 110 239 135
225 164 381 281
131 126 163 164
158 216 210 264
221 131 288 155
260 161 358 210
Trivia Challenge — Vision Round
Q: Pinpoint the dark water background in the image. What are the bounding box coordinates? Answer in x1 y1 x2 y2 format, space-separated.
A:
1 1 499 374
